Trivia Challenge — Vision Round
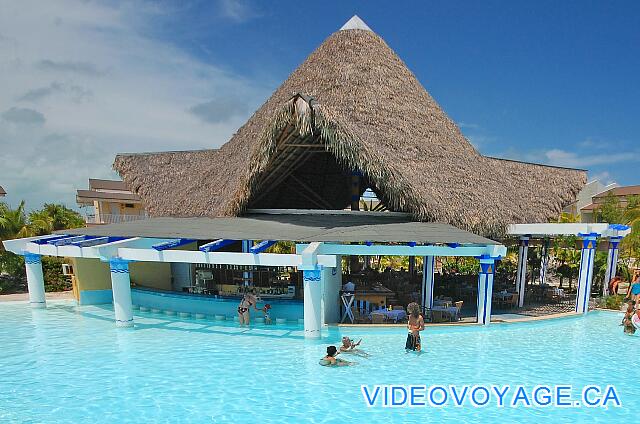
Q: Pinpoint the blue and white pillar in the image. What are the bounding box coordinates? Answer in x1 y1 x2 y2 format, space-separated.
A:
477 257 496 325
303 269 322 338
109 258 134 327
421 256 435 310
242 240 253 286
539 238 550 286
24 253 46 309
516 236 529 307
575 234 598 315
603 236 622 296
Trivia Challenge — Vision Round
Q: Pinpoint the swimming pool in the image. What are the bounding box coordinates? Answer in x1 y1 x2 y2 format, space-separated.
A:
0 301 637 423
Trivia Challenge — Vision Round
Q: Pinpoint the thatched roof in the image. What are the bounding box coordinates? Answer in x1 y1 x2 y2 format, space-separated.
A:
114 18 586 237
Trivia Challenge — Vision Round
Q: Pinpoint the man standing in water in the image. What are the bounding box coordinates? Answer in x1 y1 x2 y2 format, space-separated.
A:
405 302 425 352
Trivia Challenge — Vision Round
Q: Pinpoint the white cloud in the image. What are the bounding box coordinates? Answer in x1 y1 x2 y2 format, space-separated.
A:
589 171 617 186
0 0 270 210
493 146 639 170
543 149 639 168
218 0 258 23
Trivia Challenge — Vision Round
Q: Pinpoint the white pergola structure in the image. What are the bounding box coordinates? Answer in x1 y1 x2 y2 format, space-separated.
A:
507 223 631 313
2 212 508 336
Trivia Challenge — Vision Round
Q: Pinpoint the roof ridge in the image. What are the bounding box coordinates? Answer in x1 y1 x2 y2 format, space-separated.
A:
339 15 373 32
117 148 219 157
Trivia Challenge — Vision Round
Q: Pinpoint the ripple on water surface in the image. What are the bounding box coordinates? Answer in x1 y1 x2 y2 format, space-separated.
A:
0 301 637 423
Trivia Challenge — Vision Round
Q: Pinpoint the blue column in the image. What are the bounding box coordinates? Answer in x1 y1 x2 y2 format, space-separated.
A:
24 253 46 308
603 236 622 296
477 257 496 325
109 258 134 327
516 236 529 307
421 256 435 310
575 234 598 314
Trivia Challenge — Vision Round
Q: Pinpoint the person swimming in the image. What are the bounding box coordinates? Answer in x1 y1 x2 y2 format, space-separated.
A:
339 336 369 357
319 346 355 367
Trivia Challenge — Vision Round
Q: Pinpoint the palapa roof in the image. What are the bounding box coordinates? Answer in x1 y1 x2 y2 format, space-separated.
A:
114 16 586 237
0 185 5 196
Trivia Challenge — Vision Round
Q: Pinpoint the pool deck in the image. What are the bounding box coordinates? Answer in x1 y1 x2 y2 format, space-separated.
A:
333 310 606 328
0 291 74 302
0 293 619 329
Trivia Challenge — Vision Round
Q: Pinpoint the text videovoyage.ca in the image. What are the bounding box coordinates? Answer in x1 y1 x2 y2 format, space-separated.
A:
361 384 622 408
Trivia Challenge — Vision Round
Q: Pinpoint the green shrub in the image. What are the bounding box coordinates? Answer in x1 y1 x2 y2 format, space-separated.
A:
0 253 70 293
42 257 71 292
597 294 625 310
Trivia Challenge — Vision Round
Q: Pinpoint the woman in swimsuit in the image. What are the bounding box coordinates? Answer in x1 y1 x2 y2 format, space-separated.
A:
237 289 260 325
405 302 425 352
319 345 354 367
628 272 640 306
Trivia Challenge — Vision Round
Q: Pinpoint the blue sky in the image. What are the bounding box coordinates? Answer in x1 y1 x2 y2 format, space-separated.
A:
1 0 639 210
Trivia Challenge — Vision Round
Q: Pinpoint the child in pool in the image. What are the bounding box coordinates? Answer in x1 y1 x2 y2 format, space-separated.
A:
622 301 634 325
339 336 370 357
263 304 272 325
319 346 355 367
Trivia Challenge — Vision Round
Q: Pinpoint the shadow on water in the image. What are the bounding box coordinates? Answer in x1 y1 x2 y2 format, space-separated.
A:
52 302 315 341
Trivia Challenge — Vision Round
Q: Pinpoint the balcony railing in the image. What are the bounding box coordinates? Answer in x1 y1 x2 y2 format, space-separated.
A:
84 213 149 225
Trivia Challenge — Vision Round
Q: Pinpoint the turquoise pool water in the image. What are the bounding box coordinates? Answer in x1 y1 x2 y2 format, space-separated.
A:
0 301 637 423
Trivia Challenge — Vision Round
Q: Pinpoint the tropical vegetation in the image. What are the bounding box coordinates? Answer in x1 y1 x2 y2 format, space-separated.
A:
0 201 83 294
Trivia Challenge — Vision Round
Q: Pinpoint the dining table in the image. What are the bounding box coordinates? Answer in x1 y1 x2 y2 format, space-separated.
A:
370 309 407 323
493 292 512 301
431 305 459 322
433 299 452 308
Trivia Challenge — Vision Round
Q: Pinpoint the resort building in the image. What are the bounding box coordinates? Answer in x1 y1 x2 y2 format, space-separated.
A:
0 185 6 197
563 180 618 220
76 178 147 225
3 16 631 336
579 184 640 223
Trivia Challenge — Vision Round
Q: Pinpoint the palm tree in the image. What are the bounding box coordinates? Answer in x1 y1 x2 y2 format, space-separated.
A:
28 209 54 236
0 201 32 240
41 203 84 231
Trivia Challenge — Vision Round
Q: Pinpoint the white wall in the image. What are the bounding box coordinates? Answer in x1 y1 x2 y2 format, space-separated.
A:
321 256 342 324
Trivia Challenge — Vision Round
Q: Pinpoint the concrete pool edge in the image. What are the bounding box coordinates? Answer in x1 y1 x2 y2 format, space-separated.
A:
331 309 623 328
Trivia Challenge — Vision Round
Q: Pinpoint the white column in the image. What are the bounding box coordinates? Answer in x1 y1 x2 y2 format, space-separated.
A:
477 257 496 325
421 256 435 310
303 269 322 338
242 240 253 286
575 235 598 314
109 258 134 328
24 253 46 309
321 257 341 324
516 236 529 307
539 238 550 286
603 237 622 296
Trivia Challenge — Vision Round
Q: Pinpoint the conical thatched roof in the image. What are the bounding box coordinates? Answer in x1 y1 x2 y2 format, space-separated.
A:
114 18 586 237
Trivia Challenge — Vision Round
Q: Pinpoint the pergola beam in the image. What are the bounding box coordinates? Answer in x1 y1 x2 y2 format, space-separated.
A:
296 243 506 258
